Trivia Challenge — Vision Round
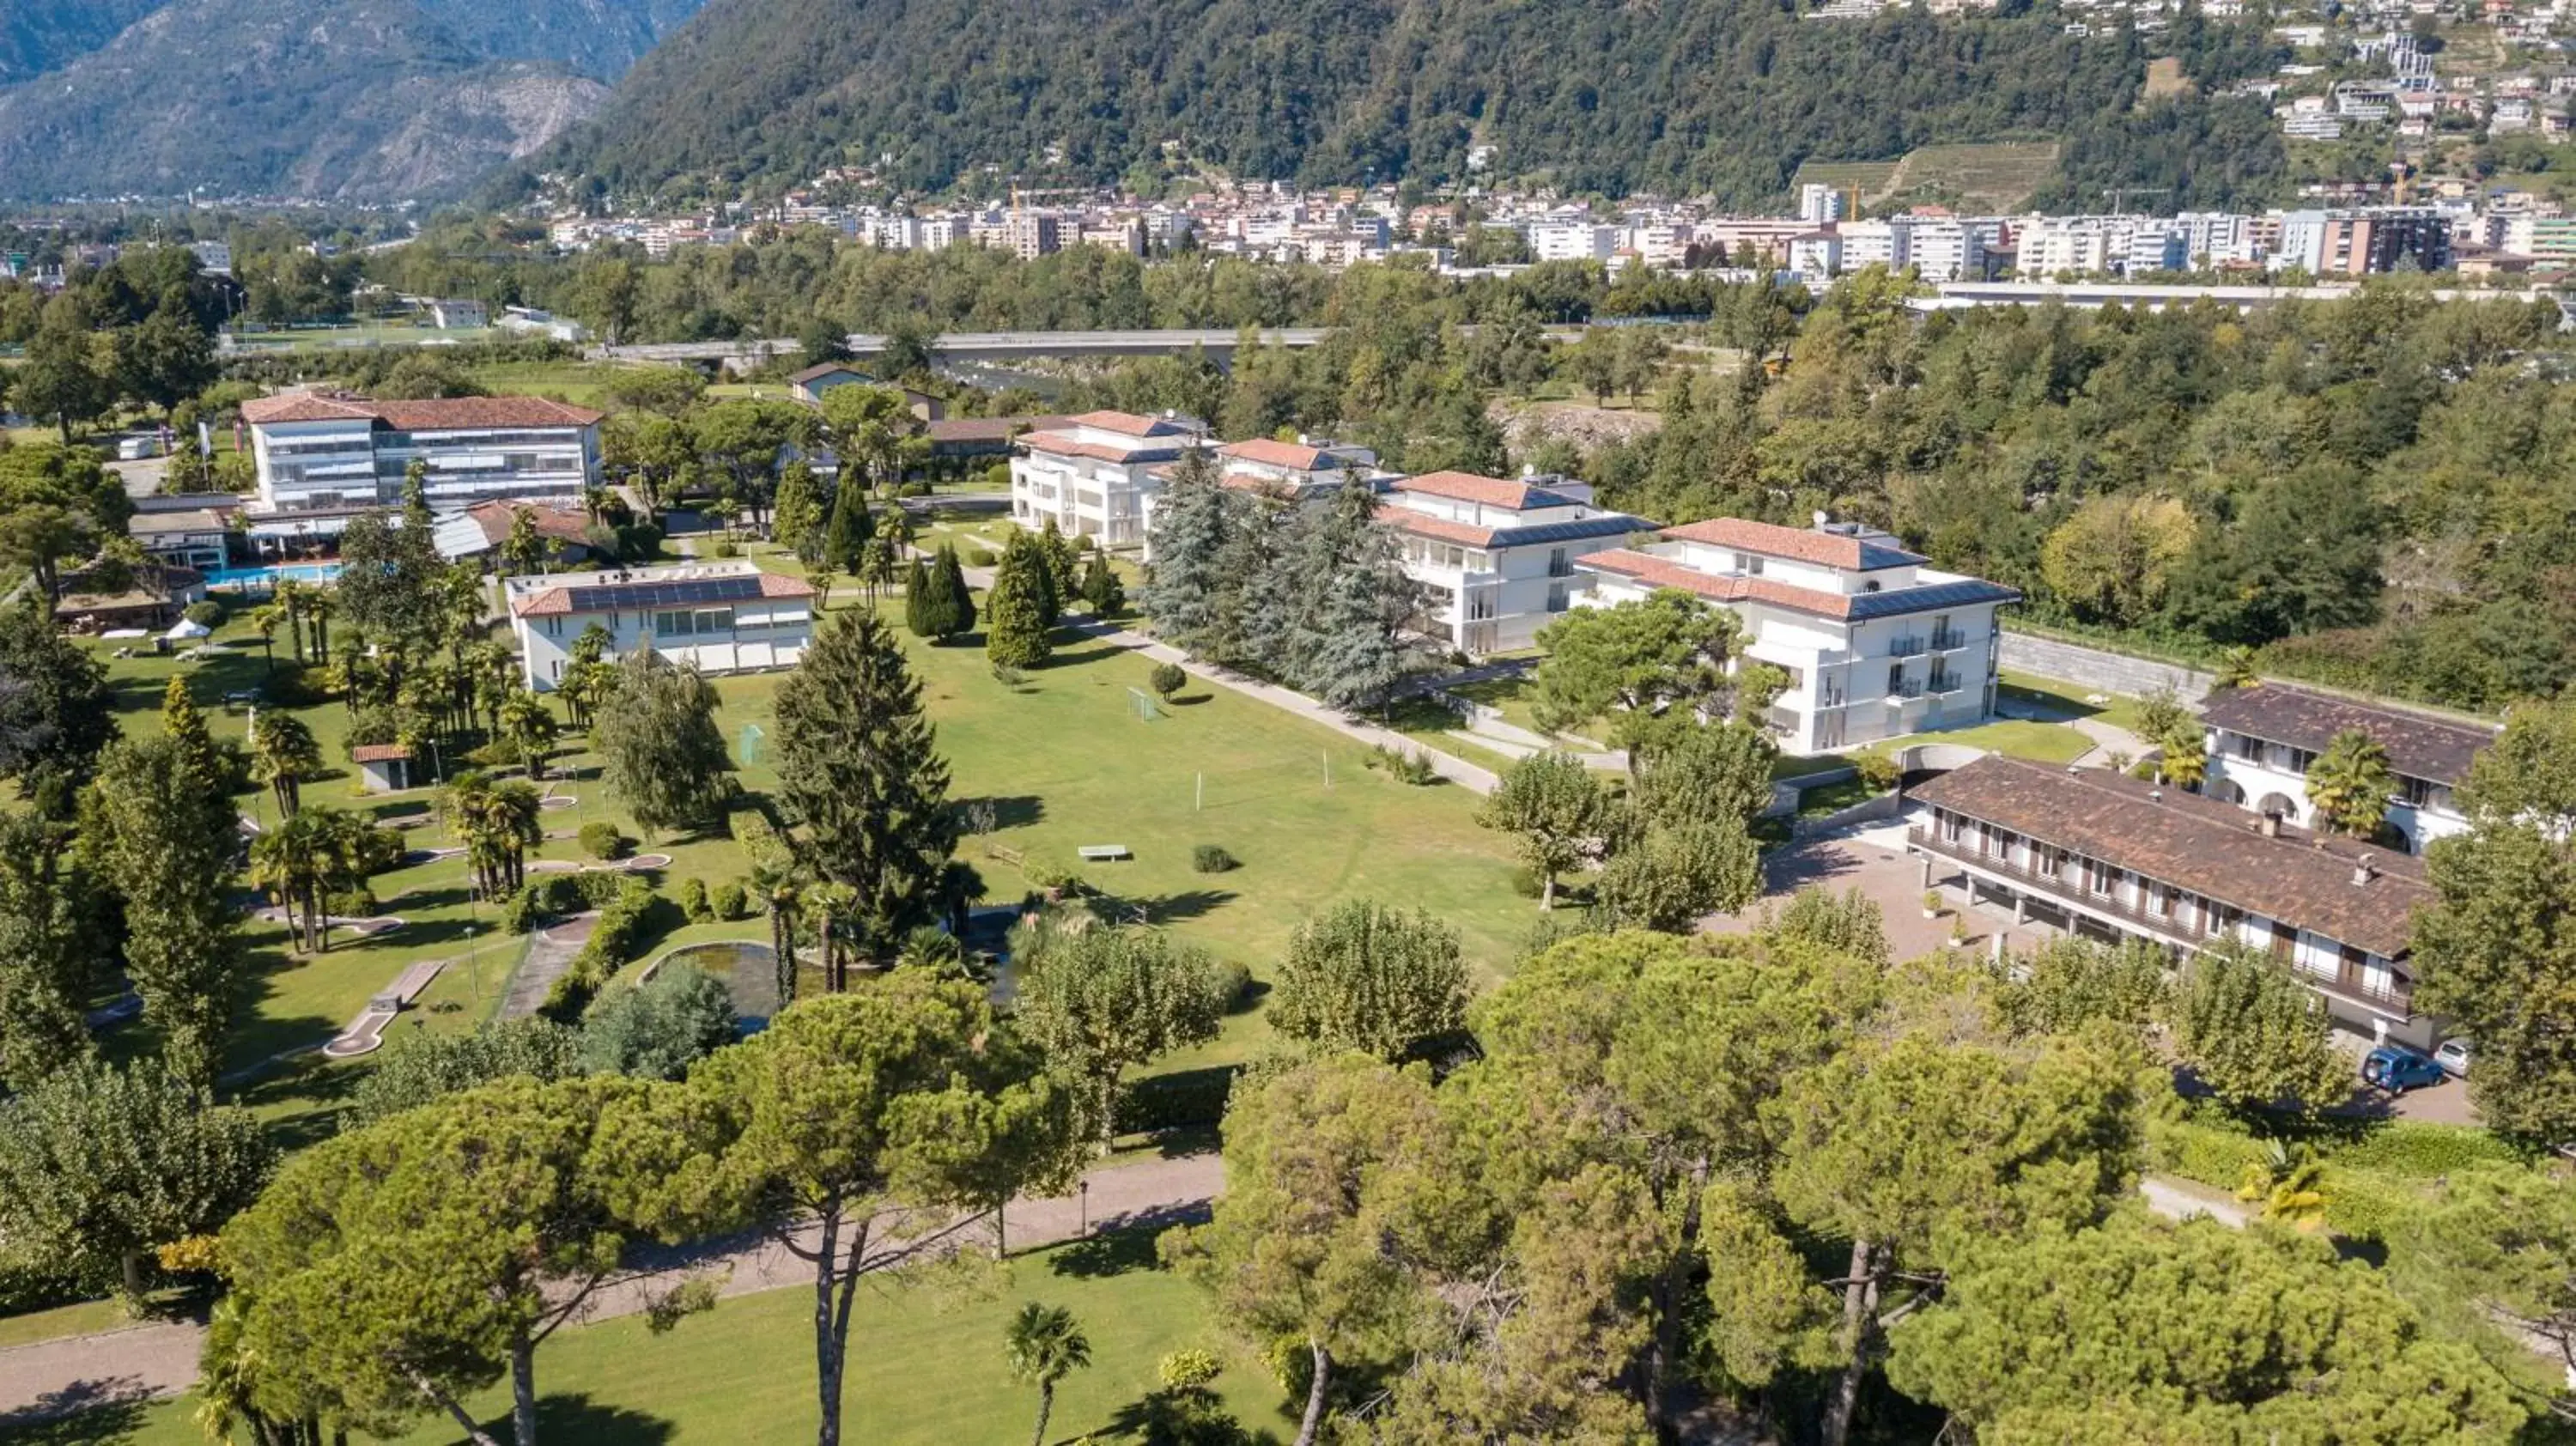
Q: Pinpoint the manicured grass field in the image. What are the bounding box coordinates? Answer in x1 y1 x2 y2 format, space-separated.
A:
58 1230 1299 1446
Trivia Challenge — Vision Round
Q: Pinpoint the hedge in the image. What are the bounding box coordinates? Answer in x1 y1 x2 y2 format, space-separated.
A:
2145 1115 2273 1193
2322 1121 2525 1177
501 870 637 933
538 878 661 1021
730 805 792 872
1115 1066 1238 1135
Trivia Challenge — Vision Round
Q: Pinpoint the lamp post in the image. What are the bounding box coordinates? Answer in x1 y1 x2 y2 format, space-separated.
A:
1078 1178 1090 1238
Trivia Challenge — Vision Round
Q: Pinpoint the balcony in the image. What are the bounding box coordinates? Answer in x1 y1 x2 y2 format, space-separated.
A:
1908 828 2415 1014
1930 627 1972 651
1927 671 1964 696
1818 684 1848 708
1886 680 1927 702
1885 636 1928 659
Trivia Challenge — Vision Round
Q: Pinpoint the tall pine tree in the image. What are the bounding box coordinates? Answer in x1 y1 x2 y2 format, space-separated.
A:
921 544 976 641
902 557 935 636
823 481 873 581
1140 447 1233 658
771 610 961 974
1297 482 1419 711
1035 519 1077 627
81 735 243 1088
986 532 1054 669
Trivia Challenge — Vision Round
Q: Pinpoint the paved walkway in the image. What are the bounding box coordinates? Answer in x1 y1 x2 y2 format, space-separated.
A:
496 909 599 1020
0 1150 1223 1423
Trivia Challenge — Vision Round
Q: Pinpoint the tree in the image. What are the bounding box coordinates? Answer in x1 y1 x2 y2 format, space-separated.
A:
249 711 322 817
0 1056 270 1302
1036 519 1080 623
2038 495 2197 629
1292 482 1419 711
497 689 559 781
1890 1215 2526 1444
15 313 112 441
914 544 976 641
345 1019 580 1127
2415 697 2576 1143
1530 590 1765 746
817 384 920 495
1593 818 1762 932
691 981 1070 1446
438 770 544 903
161 676 223 794
2396 1167 2576 1422
0 602 116 800
822 478 872 581
592 650 734 838
986 532 1054 668
1271 900 1469 1059
0 812 105 1090
1771 1031 2139 1446
773 609 960 970
112 308 216 420
0 502 92 605
902 557 935 635
333 511 445 644
1079 553 1126 617
2168 941 2352 1115
2306 727 2396 839
501 507 547 576
1478 752 1609 910
222 1076 720 1446
691 398 811 535
82 734 243 1087
1008 918 1231 1142
1163 1055 1444 1446
250 807 367 955
1992 936 2172 1041
578 963 738 1080
1767 886 1891 965
1004 1303 1092 1446
1141 447 1233 656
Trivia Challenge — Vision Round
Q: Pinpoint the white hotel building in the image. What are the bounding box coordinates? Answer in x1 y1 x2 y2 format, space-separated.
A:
1573 517 2019 755
241 392 603 517
1377 471 1649 655
505 561 817 692
1009 410 1206 550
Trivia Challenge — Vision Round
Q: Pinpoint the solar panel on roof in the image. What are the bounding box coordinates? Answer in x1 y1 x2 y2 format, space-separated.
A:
1846 580 2021 621
562 574 767 612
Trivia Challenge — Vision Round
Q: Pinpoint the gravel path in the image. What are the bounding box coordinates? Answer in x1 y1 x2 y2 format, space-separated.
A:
495 909 599 1020
0 1150 1223 1423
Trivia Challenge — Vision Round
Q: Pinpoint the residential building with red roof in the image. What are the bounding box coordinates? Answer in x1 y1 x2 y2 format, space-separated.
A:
503 561 817 691
1377 471 1651 656
241 390 605 521
1574 514 2020 754
1008 410 1206 550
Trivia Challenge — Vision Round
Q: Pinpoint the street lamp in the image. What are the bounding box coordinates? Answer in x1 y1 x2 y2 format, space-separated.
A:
1078 1179 1090 1238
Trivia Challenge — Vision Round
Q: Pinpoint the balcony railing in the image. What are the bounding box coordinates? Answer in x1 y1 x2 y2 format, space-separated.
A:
1909 828 2414 1013
1818 685 1848 708
1930 627 1971 651
1927 671 1964 695
1885 636 1928 659
1886 681 1926 702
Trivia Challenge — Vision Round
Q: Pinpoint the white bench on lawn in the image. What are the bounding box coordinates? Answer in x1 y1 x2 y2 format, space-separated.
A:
1077 844 1132 862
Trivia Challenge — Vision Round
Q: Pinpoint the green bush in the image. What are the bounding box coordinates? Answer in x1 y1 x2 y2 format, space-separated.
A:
539 878 662 1021
705 537 740 558
324 888 377 920
1150 662 1188 700
728 806 791 871
1854 753 1902 792
711 879 749 920
2323 1121 2525 1176
1158 1348 1222 1390
2146 1115 2273 1191
2319 1169 2409 1243
1115 1068 1237 1134
1192 844 1236 873
1212 958 1251 1011
578 822 630 860
964 545 998 568
1023 858 1085 895
500 886 543 934
183 599 222 627
677 876 709 923
1507 865 1546 900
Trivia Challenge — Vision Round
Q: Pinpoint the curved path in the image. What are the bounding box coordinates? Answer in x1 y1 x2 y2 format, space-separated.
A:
496 910 599 1020
0 1150 1226 1423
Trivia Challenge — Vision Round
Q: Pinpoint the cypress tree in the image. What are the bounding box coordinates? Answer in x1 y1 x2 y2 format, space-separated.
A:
930 544 976 641
1036 519 1078 626
770 610 959 966
160 677 224 796
986 533 1053 668
823 481 872 580
1079 554 1126 618
902 557 934 636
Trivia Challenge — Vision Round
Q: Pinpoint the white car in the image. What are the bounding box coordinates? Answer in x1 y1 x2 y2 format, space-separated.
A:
2434 1038 2473 1078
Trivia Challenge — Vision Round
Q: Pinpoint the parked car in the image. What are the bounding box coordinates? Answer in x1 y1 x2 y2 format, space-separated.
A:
2364 1045 2447 1094
2434 1037 2474 1078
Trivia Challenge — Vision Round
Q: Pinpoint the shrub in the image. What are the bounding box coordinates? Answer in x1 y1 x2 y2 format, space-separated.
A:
182 600 222 627
349 824 407 877
1158 1349 1223 1391
964 545 998 568
2324 1121 2525 1176
705 537 740 559
578 822 630 860
1192 844 1237 873
539 878 661 1021
324 888 377 920
2319 1169 2409 1243
728 806 792 871
710 879 749 920
1508 865 1546 899
2147 1115 2274 1191
1022 858 1085 896
677 876 709 923
1114 1068 1237 1134
1854 753 1902 792
1211 957 1251 1011
1150 662 1188 700
1364 744 1437 785
500 886 543 934
990 662 1026 688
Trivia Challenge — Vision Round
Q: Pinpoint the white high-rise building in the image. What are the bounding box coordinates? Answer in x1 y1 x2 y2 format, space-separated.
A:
1798 183 1850 224
1837 219 1911 271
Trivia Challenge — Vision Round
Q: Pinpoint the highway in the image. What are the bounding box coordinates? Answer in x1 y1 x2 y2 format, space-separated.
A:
595 324 1591 366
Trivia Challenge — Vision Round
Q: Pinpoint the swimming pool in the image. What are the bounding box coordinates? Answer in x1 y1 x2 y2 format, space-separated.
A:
205 562 344 591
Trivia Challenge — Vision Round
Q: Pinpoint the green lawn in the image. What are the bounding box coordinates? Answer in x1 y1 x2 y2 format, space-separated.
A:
1997 669 2153 736
1857 717 2096 766
57 1229 1300 1446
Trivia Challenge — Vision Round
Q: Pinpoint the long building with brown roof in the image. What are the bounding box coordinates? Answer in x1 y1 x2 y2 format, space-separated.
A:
244 390 604 521
1909 754 2437 1048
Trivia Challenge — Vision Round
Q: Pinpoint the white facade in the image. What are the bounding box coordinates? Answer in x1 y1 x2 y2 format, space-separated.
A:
1573 517 2019 755
1529 222 1620 262
1838 220 1911 271
505 562 817 692
241 393 602 514
1380 472 1648 655
2198 684 2494 855
1798 183 1850 224
1904 221 1987 282
1010 410 1206 550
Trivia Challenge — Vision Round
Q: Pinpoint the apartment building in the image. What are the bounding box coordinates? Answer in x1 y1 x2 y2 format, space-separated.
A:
1200 436 1387 503
1377 472 1649 655
1911 754 2438 1048
1571 517 2019 755
1838 219 1911 271
505 561 816 692
1798 183 1850 224
1529 222 1620 262
2198 683 2495 854
2273 208 2451 274
1904 220 1988 282
1010 410 1206 550
241 392 602 516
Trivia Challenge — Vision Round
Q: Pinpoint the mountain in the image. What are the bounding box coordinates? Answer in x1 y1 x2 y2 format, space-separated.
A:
0 0 164 83
532 0 2291 210
0 0 709 202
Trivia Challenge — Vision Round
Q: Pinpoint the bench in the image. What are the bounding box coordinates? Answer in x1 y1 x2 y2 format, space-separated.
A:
1076 844 1132 863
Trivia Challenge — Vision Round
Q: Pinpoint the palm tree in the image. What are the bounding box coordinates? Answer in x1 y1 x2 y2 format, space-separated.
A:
806 879 859 992
248 602 286 677
2213 645 2259 691
298 588 333 666
2306 728 2395 839
248 711 322 817
251 807 363 953
497 690 558 780
2236 1141 2330 1231
442 771 540 899
273 580 307 664
1004 1303 1091 1446
750 859 803 1006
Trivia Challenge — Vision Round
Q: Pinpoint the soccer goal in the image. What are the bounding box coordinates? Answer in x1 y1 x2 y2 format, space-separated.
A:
1127 687 1162 721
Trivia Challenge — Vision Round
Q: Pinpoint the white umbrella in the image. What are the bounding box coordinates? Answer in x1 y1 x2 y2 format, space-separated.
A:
164 617 213 641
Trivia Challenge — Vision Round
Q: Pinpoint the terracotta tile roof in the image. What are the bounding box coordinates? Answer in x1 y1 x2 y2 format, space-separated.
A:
509 568 817 617
1578 549 2018 622
1382 511 1498 547
2199 683 2496 787
927 415 1073 445
1910 755 2432 958
1018 430 1185 465
240 392 605 429
1662 517 1924 571
462 501 592 547
1067 410 1194 439
1394 471 1573 510
1219 438 1328 471
350 744 414 763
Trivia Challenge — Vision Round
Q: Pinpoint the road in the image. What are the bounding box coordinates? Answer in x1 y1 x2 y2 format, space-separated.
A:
598 324 1589 367
0 1150 1223 1424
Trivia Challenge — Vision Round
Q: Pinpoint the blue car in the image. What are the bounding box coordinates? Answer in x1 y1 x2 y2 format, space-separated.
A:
2363 1045 2446 1094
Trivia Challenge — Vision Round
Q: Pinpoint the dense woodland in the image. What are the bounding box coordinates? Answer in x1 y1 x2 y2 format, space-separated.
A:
526 0 2293 210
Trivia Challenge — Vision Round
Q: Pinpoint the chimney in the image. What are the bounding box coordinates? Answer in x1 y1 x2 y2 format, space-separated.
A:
1813 509 1832 530
2354 854 2379 886
2258 812 2282 837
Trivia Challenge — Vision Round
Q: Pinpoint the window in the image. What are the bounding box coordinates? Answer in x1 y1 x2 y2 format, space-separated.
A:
2399 775 2436 808
1887 663 1905 694
550 660 562 681
543 617 563 638
654 608 736 638
1731 550 1765 575
1862 580 1882 593
1545 583 1571 613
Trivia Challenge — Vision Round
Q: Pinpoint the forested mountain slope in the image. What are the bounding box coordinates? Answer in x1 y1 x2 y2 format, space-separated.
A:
533 0 2289 209
0 0 708 201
